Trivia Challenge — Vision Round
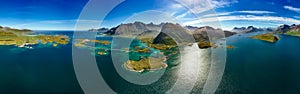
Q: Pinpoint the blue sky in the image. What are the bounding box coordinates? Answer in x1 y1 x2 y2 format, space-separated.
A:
0 0 88 30
1 0 300 30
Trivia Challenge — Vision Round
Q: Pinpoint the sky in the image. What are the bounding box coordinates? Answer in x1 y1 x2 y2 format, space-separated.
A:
1 0 300 30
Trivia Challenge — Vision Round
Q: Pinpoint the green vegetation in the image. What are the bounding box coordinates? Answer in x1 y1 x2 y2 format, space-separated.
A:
0 34 70 47
198 41 216 49
122 37 178 72
134 47 151 53
286 31 300 37
152 33 177 45
284 25 300 37
139 38 176 50
0 27 33 36
192 33 217 49
124 57 167 72
74 39 111 55
74 39 111 47
250 33 280 43
0 27 70 47
35 35 70 45
0 31 17 37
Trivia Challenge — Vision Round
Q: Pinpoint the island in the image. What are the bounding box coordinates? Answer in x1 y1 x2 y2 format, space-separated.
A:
123 37 177 72
134 47 151 53
0 27 70 48
74 39 111 47
250 33 280 43
74 39 111 55
198 41 216 49
124 56 168 72
227 45 235 49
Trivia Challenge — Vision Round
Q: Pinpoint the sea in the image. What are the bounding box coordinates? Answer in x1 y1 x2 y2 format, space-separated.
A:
1 31 300 94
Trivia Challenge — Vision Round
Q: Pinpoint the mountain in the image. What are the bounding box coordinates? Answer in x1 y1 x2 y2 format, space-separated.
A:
106 22 163 36
153 23 193 45
265 28 275 32
274 24 291 34
232 26 263 33
105 26 119 35
185 25 199 30
105 22 236 38
191 26 210 41
273 24 300 34
290 24 297 28
192 26 236 40
0 26 33 35
153 25 236 48
114 22 148 35
190 26 236 48
289 24 300 32
104 22 236 48
224 30 237 37
285 24 300 36
0 26 32 33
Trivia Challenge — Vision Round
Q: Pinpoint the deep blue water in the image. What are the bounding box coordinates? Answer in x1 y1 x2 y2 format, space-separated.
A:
1 31 300 93
0 44 82 93
218 33 300 94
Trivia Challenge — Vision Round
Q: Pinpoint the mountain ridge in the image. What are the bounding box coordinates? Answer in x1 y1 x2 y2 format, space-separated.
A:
99 22 237 49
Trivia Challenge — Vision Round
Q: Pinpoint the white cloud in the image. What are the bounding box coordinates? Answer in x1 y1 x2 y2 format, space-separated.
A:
170 3 184 9
201 10 275 18
175 0 238 14
237 11 275 14
166 0 239 21
284 6 300 12
183 15 300 26
201 12 234 17
210 0 238 8
175 11 191 19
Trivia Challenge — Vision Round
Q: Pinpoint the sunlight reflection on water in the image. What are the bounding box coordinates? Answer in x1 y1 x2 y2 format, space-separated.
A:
167 43 210 93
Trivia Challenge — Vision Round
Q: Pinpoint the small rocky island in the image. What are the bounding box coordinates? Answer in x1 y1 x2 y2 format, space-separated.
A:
124 56 168 72
227 45 235 49
250 33 280 43
74 39 111 47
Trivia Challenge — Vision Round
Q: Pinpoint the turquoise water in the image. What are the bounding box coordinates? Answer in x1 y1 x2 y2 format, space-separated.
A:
2 31 300 93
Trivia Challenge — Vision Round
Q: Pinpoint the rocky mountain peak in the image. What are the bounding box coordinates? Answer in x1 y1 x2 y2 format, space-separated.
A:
274 24 291 34
232 26 263 33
